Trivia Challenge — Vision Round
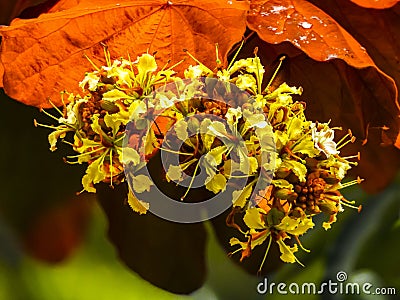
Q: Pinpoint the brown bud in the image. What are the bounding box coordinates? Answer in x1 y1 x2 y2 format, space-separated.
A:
274 188 297 201
298 196 307 203
318 200 338 215
100 100 119 113
294 185 302 194
275 167 291 178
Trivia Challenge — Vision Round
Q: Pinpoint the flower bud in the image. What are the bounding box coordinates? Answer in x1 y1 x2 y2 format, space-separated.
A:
318 200 338 215
275 167 291 178
266 208 285 227
274 188 297 201
100 100 119 113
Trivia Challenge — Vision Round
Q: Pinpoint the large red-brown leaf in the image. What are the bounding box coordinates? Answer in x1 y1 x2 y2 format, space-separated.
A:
0 0 45 24
0 0 248 108
306 0 400 148
349 0 400 9
247 0 400 149
0 61 3 87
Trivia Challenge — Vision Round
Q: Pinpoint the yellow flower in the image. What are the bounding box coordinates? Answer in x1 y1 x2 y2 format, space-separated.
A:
311 123 339 157
136 53 157 74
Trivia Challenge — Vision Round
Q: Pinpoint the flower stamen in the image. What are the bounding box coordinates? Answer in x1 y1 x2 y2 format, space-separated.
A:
265 55 286 93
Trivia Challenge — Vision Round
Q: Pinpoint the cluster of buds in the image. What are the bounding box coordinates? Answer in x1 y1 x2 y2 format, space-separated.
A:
36 46 362 268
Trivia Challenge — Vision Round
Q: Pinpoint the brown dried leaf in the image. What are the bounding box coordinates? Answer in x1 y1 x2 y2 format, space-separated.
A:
0 0 248 107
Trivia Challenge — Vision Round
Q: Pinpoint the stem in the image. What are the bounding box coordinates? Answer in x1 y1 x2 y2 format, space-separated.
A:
40 108 61 121
158 147 194 156
258 233 272 275
265 56 285 92
67 147 105 158
227 39 245 71
47 99 64 116
83 53 100 71
33 120 57 130
180 159 201 201
109 148 113 187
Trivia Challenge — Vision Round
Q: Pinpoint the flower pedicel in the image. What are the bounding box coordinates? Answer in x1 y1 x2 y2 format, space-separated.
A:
35 46 363 271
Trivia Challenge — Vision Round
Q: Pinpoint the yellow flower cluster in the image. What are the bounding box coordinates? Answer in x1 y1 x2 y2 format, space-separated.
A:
36 48 362 268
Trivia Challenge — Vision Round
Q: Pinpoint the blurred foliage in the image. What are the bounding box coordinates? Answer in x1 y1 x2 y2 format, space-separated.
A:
0 204 192 300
